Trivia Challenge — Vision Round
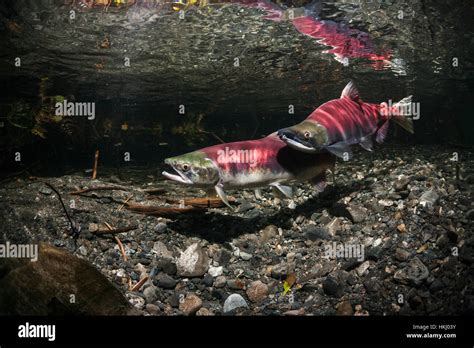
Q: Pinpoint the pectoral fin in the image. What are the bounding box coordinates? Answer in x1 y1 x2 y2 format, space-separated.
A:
270 183 293 198
325 143 353 160
214 184 233 209
359 135 373 152
254 188 263 200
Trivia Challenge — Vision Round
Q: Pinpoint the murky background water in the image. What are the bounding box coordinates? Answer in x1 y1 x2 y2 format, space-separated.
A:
0 0 473 174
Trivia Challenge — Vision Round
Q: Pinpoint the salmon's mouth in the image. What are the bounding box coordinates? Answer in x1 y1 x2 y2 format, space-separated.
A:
162 163 193 185
278 130 317 153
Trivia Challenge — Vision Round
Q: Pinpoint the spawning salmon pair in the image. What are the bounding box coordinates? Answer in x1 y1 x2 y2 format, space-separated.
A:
162 81 414 207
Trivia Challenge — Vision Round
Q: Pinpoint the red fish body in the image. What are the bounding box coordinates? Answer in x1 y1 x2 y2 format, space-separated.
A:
199 133 334 189
291 15 390 65
278 82 414 159
305 92 382 147
237 0 390 66
163 133 335 207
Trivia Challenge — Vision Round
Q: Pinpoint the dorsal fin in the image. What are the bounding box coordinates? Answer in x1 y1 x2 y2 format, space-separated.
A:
340 81 360 101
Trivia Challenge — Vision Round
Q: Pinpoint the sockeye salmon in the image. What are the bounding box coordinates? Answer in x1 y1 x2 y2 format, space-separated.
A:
162 133 336 208
277 81 414 159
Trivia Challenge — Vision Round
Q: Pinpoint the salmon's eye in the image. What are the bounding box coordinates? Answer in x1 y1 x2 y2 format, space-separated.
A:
182 164 190 172
304 131 311 139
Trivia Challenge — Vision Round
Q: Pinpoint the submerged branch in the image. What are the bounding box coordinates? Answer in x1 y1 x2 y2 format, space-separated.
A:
126 203 205 216
165 197 234 208
92 150 99 180
92 224 138 235
44 182 78 236
130 276 149 292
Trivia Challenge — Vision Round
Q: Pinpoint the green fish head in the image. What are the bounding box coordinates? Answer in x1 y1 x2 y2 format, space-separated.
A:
162 150 220 187
277 120 328 153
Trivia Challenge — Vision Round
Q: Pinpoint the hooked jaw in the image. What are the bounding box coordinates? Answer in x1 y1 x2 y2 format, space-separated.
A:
162 159 193 185
161 169 193 184
162 152 221 187
162 155 232 208
277 128 318 153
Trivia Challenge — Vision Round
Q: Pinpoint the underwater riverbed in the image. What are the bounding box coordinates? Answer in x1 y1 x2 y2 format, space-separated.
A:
0 0 473 317
1 145 473 315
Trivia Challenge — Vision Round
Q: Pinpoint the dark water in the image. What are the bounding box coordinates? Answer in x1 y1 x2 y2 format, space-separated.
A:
0 0 473 174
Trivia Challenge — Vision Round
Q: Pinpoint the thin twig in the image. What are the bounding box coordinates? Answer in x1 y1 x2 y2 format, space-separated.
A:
92 150 99 180
45 182 77 236
196 113 225 144
104 222 128 262
117 195 133 211
114 236 128 262
130 276 149 292
93 225 138 235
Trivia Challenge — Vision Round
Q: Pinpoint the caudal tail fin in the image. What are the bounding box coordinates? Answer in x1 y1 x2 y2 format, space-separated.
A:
390 96 414 134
